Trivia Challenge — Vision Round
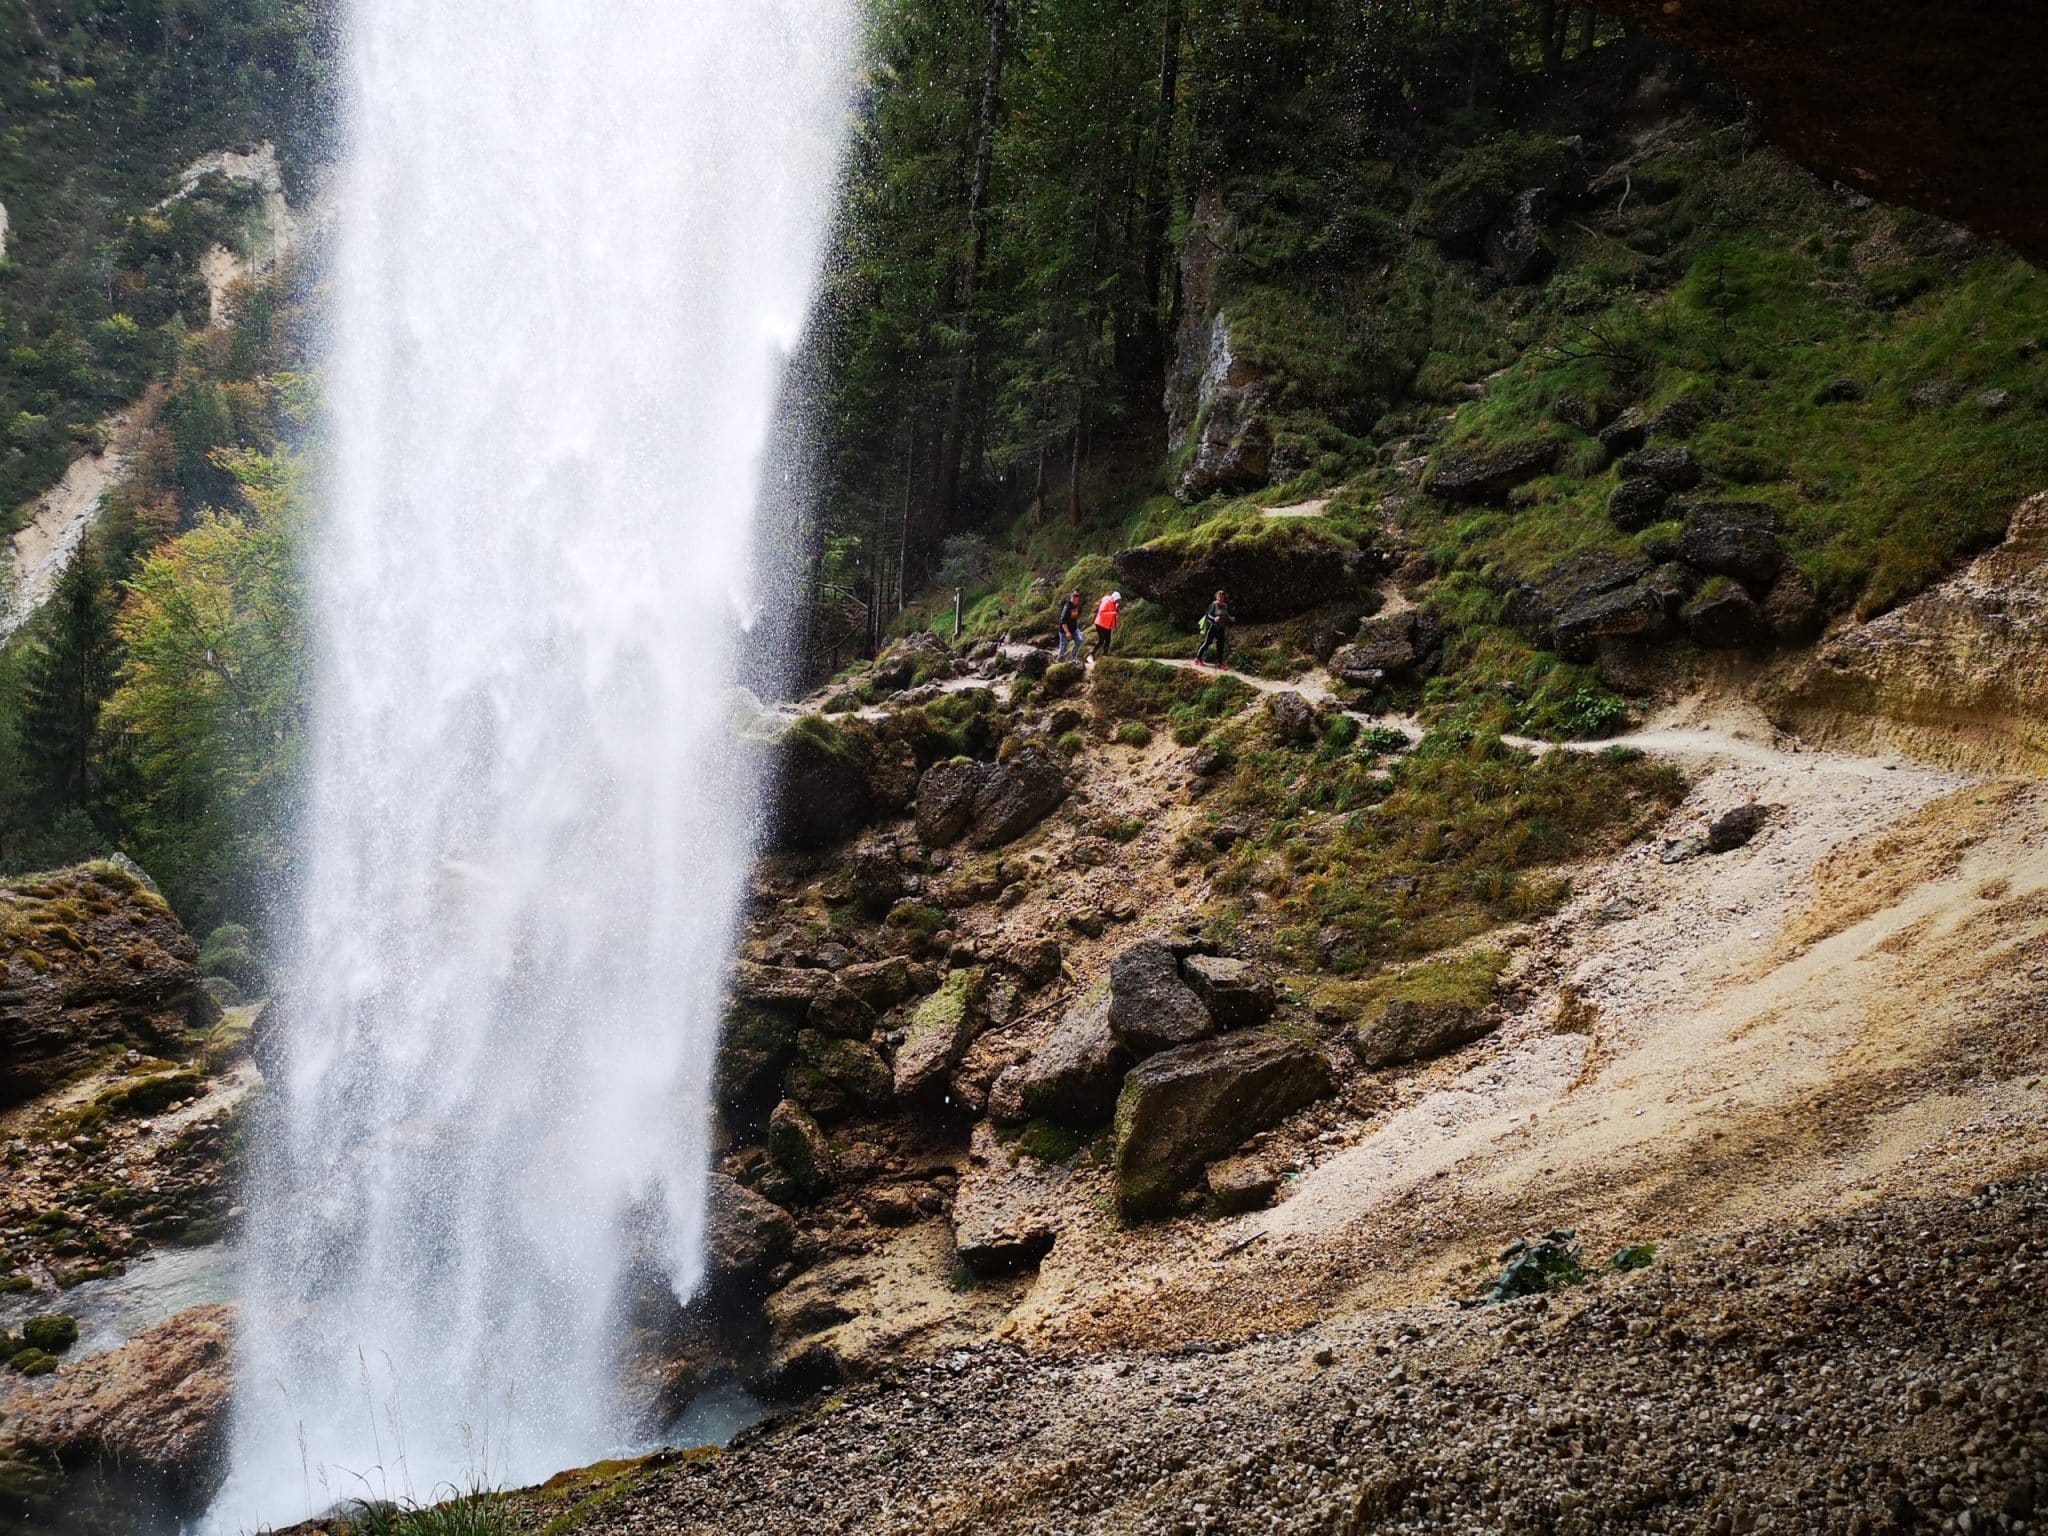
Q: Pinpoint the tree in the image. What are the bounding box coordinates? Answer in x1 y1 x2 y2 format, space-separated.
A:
16 551 117 818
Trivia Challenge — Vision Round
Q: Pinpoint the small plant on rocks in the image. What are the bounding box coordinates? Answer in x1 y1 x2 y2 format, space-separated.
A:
1487 1229 1586 1302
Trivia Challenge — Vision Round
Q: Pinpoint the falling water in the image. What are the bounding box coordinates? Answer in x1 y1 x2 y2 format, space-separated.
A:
208 2 855 1526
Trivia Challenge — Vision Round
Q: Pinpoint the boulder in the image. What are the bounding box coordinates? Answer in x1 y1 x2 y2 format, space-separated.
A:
1682 579 1771 649
0 862 208 1108
892 968 982 1100
914 751 1069 851
764 1098 836 1199
1607 476 1672 532
1550 580 1670 663
1355 995 1498 1071
786 1029 893 1120
952 1123 1070 1272
1181 955 1277 1032
3 1303 232 1494
1763 567 1825 645
1504 549 1652 654
1595 636 1665 697
1646 397 1712 439
1108 941 1214 1056
967 749 1068 849
836 956 921 1012
1617 445 1703 492
1206 1156 1280 1215
1113 1032 1335 1219
994 936 1062 991
768 718 874 850
1111 519 1361 624
1595 407 1649 456
1707 803 1770 853
1264 691 1317 744
1003 996 1130 1129
914 759 983 847
1328 610 1440 686
1425 439 1561 504
1678 502 1786 589
702 1172 798 1296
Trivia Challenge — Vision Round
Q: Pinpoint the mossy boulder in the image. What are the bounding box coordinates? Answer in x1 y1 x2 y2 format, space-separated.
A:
701 1173 798 1299
1112 515 1363 624
1322 950 1508 1071
786 1029 892 1120
766 715 877 851
1113 1032 1335 1220
19 1316 77 1355
892 968 983 1101
998 995 1130 1130
764 1098 836 1200
1425 438 1561 504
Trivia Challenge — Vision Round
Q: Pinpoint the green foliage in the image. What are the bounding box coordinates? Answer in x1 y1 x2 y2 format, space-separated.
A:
1487 1230 1586 1303
342 1491 516 1536
18 1314 76 1354
1113 720 1153 748
1612 1242 1657 1272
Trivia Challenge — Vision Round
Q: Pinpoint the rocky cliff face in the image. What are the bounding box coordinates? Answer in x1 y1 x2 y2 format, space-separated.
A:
0 860 212 1107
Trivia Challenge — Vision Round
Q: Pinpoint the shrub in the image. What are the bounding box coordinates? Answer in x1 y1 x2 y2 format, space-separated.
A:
1487 1230 1586 1303
1114 721 1153 748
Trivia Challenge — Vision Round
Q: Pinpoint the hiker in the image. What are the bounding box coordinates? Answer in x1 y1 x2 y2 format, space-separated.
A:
1196 589 1231 667
1055 589 1084 660
1090 591 1121 658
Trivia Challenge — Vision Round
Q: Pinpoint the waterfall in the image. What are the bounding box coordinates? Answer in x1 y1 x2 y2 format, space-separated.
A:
208 2 855 1525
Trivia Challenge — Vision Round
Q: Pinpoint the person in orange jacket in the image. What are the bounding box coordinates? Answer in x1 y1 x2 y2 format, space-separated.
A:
1089 591 1121 658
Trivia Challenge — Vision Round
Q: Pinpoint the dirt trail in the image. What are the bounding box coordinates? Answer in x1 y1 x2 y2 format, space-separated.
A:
2 410 144 642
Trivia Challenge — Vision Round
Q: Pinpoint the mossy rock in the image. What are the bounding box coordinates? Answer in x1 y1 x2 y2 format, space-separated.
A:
1112 513 1364 623
19 1314 77 1354
1320 949 1508 1070
6 1348 57 1377
892 967 983 1100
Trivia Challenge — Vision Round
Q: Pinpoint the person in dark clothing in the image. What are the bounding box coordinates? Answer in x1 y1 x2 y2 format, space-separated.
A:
1195 590 1231 666
1055 590 1084 660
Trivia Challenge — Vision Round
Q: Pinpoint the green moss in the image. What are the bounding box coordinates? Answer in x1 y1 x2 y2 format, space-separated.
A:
19 1314 77 1353
6 1348 57 1377
1013 1118 1084 1165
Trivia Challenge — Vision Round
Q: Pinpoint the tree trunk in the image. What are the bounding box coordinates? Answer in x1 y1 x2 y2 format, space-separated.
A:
1134 0 1186 363
1066 412 1084 525
1032 441 1048 525
932 0 1010 545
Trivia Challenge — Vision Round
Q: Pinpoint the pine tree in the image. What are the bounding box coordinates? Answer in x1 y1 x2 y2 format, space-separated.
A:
17 550 118 818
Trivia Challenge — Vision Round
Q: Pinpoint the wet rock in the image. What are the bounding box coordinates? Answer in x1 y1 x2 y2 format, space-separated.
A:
836 956 921 1012
1707 803 1770 853
1001 996 1130 1130
787 1030 893 1120
1328 610 1440 686
1181 956 1277 1032
1487 191 1556 284
1111 521 1362 624
1618 445 1703 493
3 1303 232 1495
952 1123 1067 1272
1108 941 1214 1057
1679 502 1786 589
1175 314 1272 501
0 861 208 1108
703 1172 799 1296
1425 439 1561 504
764 1098 836 1200
1114 1032 1335 1219
892 968 982 1101
1683 579 1771 649
768 718 876 850
1607 476 1672 532
1265 691 1317 744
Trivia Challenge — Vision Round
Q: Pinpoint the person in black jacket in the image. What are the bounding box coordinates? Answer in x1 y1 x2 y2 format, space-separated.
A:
1195 590 1231 667
1054 590 1083 660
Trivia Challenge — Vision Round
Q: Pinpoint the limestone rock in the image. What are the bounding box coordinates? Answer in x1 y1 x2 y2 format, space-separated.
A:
0 861 207 1108
1707 803 1770 853
787 1029 892 1120
703 1172 798 1295
764 1098 836 1199
1607 476 1672 533
1355 996 1499 1071
915 759 983 847
1206 1156 1281 1215
1763 567 1825 645
951 1122 1069 1272
3 1303 233 1494
1504 549 1651 654
1113 1032 1335 1219
1679 502 1786 589
1425 439 1560 504
1595 407 1649 456
1683 579 1771 649
1111 520 1362 624
1618 446 1703 493
1107 941 1214 1057
1005 996 1130 1130
892 968 982 1101
967 750 1068 849
1265 691 1317 744
768 717 875 850
1328 610 1440 686
1181 955 1277 1032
